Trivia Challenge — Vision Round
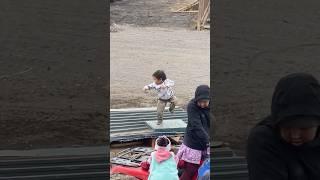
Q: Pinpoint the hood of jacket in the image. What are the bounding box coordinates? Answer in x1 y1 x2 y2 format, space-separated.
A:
264 73 320 147
271 73 320 126
194 85 210 102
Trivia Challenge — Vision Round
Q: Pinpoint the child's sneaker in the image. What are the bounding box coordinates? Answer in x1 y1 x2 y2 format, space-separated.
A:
169 103 175 113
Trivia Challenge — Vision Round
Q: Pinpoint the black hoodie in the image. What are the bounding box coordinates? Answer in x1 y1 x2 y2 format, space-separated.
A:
183 85 210 151
247 73 320 180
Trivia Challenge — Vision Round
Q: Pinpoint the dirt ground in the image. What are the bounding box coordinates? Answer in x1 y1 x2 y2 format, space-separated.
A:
0 1 107 150
111 0 197 29
110 26 210 108
213 0 320 153
110 0 210 109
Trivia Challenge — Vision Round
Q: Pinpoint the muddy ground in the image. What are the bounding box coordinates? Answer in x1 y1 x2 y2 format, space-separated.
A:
213 0 320 153
0 1 108 149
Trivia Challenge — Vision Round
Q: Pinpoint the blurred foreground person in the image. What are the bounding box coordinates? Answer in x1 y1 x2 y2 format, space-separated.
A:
247 73 320 180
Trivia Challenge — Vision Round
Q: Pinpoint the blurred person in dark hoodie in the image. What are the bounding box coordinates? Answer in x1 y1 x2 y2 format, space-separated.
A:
247 73 320 180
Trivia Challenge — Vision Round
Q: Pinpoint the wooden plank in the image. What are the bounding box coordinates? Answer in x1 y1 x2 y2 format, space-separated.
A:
151 138 156 149
169 136 181 144
197 0 202 30
197 0 210 30
201 3 209 23
203 25 210 29
145 119 187 132
173 0 198 12
110 141 144 149
201 3 210 27
173 10 198 13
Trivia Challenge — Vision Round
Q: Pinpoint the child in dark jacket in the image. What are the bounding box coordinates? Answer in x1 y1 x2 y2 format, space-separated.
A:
175 85 210 180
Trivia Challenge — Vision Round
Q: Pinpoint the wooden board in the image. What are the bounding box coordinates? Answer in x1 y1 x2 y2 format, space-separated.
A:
145 119 187 132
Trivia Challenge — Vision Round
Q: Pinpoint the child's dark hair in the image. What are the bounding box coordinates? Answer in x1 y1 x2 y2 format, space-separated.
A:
152 70 167 81
157 136 169 147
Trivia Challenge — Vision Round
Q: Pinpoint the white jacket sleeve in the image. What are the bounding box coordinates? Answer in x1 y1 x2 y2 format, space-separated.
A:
164 79 174 87
145 82 156 90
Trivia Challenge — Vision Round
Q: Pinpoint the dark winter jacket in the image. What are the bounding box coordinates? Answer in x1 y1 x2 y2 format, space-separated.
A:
183 85 210 151
247 73 320 180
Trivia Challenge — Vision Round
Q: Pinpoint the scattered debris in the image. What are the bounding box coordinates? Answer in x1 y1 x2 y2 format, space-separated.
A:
110 144 249 180
110 147 153 167
172 0 210 30
111 157 141 167
110 174 139 180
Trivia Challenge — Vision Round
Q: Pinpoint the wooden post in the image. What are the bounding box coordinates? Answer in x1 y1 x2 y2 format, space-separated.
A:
146 138 156 148
197 0 210 30
197 0 202 30
151 138 156 148
201 2 210 27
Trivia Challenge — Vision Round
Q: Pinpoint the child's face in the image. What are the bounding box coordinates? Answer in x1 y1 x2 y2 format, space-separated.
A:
153 76 162 85
280 126 318 146
197 100 210 108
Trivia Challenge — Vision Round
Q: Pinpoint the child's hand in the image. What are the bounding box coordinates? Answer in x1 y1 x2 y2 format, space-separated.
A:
143 86 149 92
140 161 150 170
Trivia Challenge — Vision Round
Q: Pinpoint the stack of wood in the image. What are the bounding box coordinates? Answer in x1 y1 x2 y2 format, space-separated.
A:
173 0 199 13
197 0 210 30
173 0 210 30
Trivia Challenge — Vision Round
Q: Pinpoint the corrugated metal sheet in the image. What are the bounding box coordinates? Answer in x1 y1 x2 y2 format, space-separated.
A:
0 147 248 180
110 108 188 142
212 147 248 180
0 155 108 180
